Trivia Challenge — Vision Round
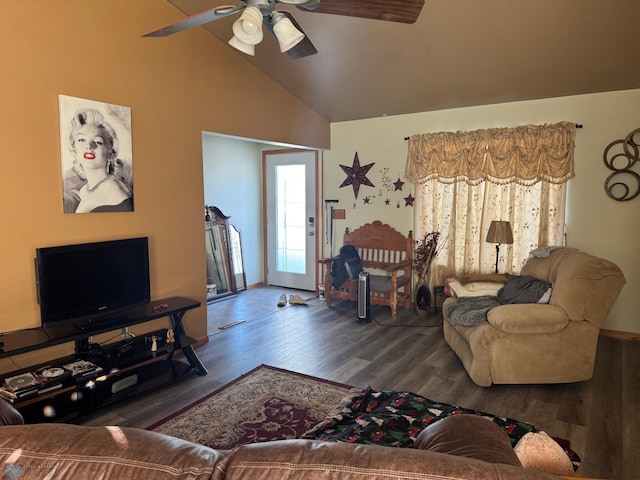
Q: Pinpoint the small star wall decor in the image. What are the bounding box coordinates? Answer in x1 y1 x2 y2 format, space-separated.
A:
363 196 372 204
385 198 391 205
393 177 405 191
404 193 415 207
339 152 375 199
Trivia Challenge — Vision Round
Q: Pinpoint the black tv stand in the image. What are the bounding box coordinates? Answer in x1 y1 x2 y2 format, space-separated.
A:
74 313 131 332
0 297 206 423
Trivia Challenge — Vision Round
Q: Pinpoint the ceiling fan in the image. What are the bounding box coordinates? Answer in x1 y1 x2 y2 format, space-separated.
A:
143 0 425 59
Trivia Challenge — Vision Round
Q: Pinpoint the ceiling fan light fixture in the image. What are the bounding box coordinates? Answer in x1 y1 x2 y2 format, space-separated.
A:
231 6 264 45
271 12 305 53
228 35 256 55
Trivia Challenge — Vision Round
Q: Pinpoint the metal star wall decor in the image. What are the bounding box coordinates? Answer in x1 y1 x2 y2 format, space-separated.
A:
340 152 375 199
404 193 415 206
394 177 405 191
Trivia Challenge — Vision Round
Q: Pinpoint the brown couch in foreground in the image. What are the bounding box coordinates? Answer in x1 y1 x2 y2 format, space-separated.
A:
443 248 626 386
0 399 572 480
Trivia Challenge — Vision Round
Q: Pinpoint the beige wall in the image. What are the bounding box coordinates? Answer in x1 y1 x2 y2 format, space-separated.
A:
0 1 329 373
324 89 640 334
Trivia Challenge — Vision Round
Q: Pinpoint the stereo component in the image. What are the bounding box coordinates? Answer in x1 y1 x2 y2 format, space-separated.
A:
111 374 138 394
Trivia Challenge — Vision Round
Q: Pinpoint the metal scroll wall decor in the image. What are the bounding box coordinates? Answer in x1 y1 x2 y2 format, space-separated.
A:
603 128 640 201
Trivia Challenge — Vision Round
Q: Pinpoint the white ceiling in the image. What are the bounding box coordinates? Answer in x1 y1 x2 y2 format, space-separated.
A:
162 0 640 122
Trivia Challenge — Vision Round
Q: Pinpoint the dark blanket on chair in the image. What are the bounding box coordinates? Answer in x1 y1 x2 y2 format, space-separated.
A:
443 295 500 326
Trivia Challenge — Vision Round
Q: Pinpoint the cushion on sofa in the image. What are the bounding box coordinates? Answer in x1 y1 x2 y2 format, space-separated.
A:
522 248 626 325
0 424 223 479
414 415 521 467
220 438 559 480
487 304 569 334
514 431 574 476
0 399 24 426
449 281 505 297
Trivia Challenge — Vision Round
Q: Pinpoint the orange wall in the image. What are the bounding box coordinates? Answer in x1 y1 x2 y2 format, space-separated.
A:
0 1 328 371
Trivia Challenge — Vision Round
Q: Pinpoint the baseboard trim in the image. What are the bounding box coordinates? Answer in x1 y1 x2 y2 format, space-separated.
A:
600 328 640 341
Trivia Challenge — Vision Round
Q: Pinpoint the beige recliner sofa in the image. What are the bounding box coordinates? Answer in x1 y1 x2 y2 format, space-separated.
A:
442 248 626 386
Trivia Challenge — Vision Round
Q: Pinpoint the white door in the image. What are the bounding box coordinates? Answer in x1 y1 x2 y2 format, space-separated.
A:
264 150 317 291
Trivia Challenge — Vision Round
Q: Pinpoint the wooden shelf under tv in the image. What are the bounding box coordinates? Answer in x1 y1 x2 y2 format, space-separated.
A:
0 297 207 423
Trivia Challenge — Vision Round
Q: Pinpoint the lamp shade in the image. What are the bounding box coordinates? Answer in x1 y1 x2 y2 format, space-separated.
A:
228 35 255 55
231 6 263 45
486 221 513 244
271 12 305 52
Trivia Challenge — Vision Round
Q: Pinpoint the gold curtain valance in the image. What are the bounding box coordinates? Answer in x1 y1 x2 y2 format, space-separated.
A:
405 121 576 186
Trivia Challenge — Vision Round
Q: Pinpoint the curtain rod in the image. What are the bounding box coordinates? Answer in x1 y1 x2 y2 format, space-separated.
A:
404 123 583 141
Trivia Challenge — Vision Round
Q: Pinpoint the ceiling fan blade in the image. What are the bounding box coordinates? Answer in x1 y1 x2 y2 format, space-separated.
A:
277 0 320 9
297 0 425 24
285 34 318 59
143 4 245 37
264 11 318 59
281 12 318 59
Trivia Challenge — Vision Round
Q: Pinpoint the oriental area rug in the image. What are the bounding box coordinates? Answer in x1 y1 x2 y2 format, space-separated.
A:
147 364 353 449
148 364 580 472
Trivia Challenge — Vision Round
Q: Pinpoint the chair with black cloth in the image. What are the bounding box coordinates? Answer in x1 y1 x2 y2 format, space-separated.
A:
318 221 413 319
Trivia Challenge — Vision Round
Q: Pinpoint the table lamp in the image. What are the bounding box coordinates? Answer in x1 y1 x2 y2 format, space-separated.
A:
486 220 513 273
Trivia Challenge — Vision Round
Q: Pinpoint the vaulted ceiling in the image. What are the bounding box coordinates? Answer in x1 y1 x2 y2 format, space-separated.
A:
161 0 640 122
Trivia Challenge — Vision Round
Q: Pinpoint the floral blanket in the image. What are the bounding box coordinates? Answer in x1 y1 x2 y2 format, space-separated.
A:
301 387 580 469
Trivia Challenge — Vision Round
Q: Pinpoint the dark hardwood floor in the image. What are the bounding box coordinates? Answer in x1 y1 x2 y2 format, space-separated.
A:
79 287 639 480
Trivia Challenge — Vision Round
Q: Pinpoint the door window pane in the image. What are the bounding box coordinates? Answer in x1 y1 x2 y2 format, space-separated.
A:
276 165 306 274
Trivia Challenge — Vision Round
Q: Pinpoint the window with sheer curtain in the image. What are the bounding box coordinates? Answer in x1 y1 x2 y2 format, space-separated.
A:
405 121 576 285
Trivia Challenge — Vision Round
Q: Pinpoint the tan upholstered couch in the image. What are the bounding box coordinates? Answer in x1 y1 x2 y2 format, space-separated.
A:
0 399 571 480
443 248 626 386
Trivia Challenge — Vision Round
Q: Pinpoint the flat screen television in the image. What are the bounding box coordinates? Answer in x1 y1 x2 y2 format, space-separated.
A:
35 237 150 330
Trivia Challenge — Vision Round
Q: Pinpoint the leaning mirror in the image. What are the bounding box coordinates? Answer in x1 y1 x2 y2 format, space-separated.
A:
205 206 246 301
228 224 247 291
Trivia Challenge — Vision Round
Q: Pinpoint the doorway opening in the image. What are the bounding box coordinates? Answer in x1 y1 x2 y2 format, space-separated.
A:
264 150 319 292
202 133 322 335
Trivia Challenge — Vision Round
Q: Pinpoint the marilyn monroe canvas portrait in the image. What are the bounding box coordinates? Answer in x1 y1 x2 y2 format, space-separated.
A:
59 95 133 213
